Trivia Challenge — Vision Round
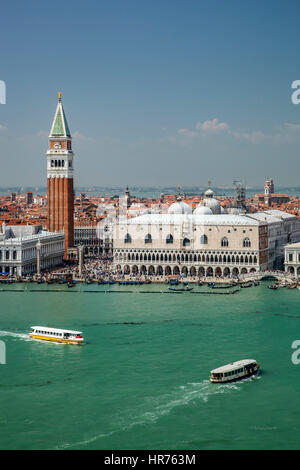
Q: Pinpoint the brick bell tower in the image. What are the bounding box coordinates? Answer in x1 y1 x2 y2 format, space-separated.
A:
47 92 74 258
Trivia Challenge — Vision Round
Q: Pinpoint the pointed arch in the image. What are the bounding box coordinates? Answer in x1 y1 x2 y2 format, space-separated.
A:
200 234 208 245
183 238 190 247
221 237 229 247
145 233 152 244
124 233 131 244
166 234 173 244
243 237 251 248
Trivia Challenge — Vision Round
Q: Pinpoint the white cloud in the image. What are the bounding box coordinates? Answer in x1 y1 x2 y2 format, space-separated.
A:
175 118 300 145
195 118 229 133
177 128 198 137
73 131 95 142
0 124 8 131
176 117 230 139
229 130 267 144
284 122 300 132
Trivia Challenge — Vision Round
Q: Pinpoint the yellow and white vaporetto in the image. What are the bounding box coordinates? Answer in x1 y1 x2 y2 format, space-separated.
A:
29 326 84 344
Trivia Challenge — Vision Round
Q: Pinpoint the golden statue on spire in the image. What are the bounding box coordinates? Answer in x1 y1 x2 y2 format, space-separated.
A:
58 92 62 102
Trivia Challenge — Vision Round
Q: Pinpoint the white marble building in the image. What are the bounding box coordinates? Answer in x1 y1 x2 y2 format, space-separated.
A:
0 223 65 276
112 190 300 277
284 242 300 278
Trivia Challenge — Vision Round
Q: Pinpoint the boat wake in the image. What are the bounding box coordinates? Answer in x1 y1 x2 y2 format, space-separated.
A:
0 330 31 341
130 380 240 426
56 377 256 449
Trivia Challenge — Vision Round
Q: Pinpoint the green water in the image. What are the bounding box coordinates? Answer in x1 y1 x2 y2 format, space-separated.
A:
0 282 300 450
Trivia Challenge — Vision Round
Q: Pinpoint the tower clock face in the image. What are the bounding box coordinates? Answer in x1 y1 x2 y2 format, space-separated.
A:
54 142 61 149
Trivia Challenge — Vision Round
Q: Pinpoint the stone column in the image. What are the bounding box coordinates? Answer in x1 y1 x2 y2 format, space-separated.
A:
36 241 41 276
78 245 84 278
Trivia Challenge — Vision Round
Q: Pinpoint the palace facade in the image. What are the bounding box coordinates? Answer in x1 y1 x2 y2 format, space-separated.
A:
0 224 64 276
113 189 300 277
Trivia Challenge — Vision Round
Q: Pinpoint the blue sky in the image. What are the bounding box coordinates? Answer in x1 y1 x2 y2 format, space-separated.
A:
1 0 300 188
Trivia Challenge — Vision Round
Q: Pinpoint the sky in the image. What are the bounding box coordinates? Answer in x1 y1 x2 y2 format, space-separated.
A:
1 0 300 189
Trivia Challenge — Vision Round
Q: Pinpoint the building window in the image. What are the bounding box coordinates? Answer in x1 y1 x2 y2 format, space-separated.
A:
183 238 190 247
5 251 9 260
243 238 251 248
289 253 293 262
166 234 173 244
124 233 132 244
145 234 152 244
221 237 229 247
200 234 208 244
13 250 17 260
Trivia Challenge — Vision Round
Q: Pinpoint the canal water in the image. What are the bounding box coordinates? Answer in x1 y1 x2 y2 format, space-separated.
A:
0 282 299 450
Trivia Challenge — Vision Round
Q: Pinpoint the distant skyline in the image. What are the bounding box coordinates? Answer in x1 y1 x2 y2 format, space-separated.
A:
1 0 300 187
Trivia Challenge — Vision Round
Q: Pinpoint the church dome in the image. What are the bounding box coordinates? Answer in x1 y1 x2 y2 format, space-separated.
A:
204 187 215 198
202 197 221 214
199 182 221 214
227 207 244 215
193 205 213 215
168 197 192 215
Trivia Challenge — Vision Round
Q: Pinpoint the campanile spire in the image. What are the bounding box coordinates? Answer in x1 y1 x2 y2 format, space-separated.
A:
46 93 74 258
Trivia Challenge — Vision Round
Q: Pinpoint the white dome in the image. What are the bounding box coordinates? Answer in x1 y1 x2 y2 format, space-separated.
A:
168 199 192 215
193 205 213 215
202 197 221 214
227 207 243 215
204 188 215 198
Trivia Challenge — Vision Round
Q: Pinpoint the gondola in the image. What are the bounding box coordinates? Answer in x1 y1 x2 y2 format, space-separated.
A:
168 286 194 292
240 282 253 288
209 284 235 289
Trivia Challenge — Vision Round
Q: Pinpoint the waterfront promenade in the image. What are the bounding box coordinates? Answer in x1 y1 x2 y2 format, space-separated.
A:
1 261 296 287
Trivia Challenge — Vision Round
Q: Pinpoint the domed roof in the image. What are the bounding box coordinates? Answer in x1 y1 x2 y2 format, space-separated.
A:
198 182 221 214
202 197 221 214
227 207 244 215
204 187 215 198
193 205 213 215
168 198 192 215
